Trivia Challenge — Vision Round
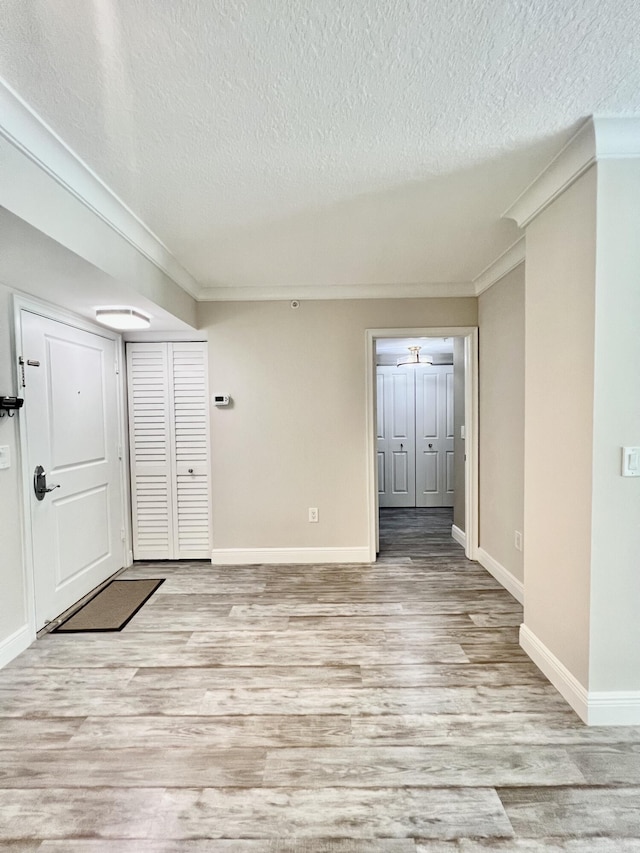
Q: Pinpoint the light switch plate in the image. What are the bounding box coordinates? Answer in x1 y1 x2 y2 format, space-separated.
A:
622 447 640 477
0 445 10 470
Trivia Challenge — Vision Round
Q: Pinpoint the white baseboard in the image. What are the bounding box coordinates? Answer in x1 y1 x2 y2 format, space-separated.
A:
451 524 466 548
476 547 524 604
587 691 640 726
0 623 34 670
211 546 371 566
520 624 640 726
520 624 588 722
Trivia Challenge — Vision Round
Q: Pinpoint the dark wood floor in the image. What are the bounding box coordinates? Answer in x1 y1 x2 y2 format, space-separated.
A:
1 509 640 850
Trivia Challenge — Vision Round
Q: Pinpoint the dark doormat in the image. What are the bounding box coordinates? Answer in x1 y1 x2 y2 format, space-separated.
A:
53 578 165 633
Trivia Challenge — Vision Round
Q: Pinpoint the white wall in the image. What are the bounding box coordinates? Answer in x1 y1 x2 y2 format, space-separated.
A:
478 266 525 584
199 298 477 554
0 282 30 664
589 160 640 691
523 166 597 688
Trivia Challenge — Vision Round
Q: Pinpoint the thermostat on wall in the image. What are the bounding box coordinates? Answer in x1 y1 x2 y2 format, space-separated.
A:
212 394 230 406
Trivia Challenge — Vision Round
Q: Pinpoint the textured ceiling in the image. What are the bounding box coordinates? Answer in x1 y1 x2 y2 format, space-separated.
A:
1 0 640 294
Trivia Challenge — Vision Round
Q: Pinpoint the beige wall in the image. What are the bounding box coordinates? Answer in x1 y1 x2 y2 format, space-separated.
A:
452 337 466 532
199 298 477 551
523 167 597 687
0 282 29 655
477 266 525 582
589 160 640 691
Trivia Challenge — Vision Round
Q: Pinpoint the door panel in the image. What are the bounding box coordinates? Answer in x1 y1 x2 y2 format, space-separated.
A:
415 365 454 507
171 344 212 558
127 343 174 560
377 367 415 507
446 371 455 439
419 450 438 494
22 311 123 629
446 450 455 494
418 372 438 438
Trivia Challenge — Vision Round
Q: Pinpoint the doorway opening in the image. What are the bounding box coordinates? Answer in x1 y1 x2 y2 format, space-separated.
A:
365 327 478 562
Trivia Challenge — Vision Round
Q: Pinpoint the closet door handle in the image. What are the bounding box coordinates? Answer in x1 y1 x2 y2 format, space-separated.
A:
188 468 194 474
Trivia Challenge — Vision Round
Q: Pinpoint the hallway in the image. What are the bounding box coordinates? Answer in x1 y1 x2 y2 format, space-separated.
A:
1 538 640 846
378 507 462 559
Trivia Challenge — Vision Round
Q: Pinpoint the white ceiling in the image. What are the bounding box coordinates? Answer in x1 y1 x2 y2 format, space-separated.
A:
1 1 640 296
376 337 455 359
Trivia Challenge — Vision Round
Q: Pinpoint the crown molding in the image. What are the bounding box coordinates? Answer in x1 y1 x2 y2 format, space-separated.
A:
473 238 525 296
503 116 640 229
0 76 201 300
196 281 476 302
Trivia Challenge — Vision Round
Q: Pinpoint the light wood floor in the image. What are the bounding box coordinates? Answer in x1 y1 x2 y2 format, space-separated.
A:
2 508 640 850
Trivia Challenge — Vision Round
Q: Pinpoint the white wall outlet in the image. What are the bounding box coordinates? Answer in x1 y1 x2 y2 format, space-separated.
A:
514 530 523 552
308 507 319 523
0 446 10 470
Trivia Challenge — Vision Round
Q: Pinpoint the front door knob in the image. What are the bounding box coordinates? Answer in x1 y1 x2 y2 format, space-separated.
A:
33 465 60 501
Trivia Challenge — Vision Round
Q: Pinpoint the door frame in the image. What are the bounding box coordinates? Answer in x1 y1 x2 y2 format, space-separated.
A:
13 294 132 635
365 326 479 561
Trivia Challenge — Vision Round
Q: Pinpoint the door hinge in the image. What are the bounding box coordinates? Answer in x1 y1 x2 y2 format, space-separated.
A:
114 359 119 375
120 528 126 542
118 445 123 460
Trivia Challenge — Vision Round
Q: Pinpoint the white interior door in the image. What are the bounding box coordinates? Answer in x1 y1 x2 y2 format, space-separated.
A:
21 310 124 629
377 367 416 507
127 343 174 559
415 365 454 507
127 342 212 560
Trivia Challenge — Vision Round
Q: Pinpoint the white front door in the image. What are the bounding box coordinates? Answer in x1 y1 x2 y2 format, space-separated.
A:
377 367 416 508
415 365 455 507
21 310 124 629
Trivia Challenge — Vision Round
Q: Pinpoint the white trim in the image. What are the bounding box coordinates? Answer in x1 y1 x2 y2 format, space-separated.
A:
587 692 640 727
13 293 131 635
197 282 476 302
520 624 589 723
451 524 466 548
0 624 34 670
473 238 526 296
503 120 595 228
463 329 479 561
365 327 479 563
503 117 640 229
593 116 640 160
520 625 640 726
476 547 524 605
0 76 200 300
211 547 371 565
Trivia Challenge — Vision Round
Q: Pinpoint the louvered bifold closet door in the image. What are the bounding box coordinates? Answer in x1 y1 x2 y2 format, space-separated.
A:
127 341 212 560
170 343 212 558
127 343 175 559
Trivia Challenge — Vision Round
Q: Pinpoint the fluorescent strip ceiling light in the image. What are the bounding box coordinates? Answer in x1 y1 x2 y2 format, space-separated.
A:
96 307 150 330
397 345 433 367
